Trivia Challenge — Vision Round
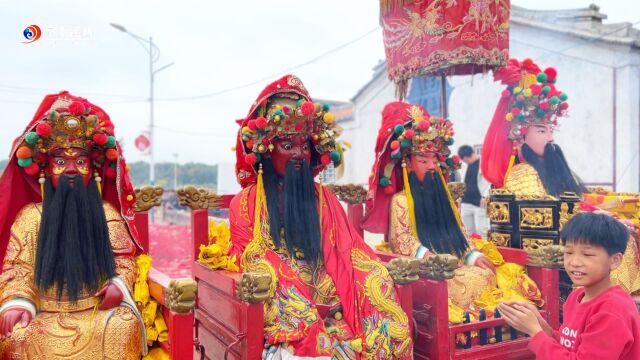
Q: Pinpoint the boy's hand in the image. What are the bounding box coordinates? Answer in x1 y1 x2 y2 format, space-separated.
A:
497 303 543 337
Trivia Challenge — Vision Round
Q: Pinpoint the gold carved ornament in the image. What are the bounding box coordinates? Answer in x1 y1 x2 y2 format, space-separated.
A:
418 254 460 280
447 182 466 201
522 238 554 251
134 186 164 212
326 184 367 205
236 271 274 304
385 258 420 285
488 201 510 223
165 278 197 313
176 186 221 210
520 207 554 229
527 245 564 268
489 232 511 247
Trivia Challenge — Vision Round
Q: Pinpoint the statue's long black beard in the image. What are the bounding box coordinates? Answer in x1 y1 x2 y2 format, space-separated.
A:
409 171 469 258
263 158 322 265
35 175 116 301
521 143 586 197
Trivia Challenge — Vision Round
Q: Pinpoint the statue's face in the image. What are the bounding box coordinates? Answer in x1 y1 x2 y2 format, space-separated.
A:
47 147 92 188
523 124 554 157
409 152 439 182
270 135 312 177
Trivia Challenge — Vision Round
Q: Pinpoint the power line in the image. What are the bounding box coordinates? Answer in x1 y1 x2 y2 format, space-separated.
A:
153 27 379 102
0 84 146 100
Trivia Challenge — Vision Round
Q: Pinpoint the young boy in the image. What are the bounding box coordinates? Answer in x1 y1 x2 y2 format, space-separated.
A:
497 212 640 359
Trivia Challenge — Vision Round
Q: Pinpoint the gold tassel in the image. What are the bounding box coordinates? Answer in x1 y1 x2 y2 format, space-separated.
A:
252 164 267 242
437 167 463 228
39 171 45 202
94 172 102 197
402 163 418 239
503 146 517 187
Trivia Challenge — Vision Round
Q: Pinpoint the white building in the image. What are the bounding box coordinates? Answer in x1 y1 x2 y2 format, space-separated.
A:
337 4 640 192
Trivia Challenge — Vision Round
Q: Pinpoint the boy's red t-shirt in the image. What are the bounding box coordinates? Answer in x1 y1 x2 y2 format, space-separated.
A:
529 285 640 359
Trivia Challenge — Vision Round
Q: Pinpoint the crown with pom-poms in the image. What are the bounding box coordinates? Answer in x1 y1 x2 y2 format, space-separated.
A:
14 97 119 178
240 92 343 168
497 58 569 141
377 104 461 191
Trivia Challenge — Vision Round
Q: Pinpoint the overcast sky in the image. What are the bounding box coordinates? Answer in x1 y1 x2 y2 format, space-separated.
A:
1 0 638 165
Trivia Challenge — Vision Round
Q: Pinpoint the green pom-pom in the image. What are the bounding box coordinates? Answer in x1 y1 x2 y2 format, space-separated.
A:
517 114 526 122
536 109 546 118
445 158 453 166
255 153 261 162
559 93 568 101
48 110 58 120
110 162 118 169
394 124 404 135
330 150 340 162
25 132 39 145
549 96 560 105
542 86 551 95
17 157 32 167
536 72 548 83
322 104 330 112
513 101 524 109
446 138 454 146
105 136 116 148
274 109 284 117
400 139 411 148
391 152 402 159
379 177 390 187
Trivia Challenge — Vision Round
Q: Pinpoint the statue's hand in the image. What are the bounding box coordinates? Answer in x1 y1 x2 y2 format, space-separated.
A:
96 282 123 310
386 258 420 284
419 254 459 280
236 272 273 303
0 308 32 339
474 256 496 274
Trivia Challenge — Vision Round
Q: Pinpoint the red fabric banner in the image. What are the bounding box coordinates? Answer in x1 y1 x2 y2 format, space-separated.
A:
382 0 510 81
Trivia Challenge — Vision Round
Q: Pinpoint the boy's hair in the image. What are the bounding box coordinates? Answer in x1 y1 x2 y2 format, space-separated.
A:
561 212 629 255
457 145 474 159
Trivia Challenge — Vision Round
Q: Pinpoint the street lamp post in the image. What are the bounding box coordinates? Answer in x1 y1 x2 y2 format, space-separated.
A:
173 153 179 191
110 23 173 187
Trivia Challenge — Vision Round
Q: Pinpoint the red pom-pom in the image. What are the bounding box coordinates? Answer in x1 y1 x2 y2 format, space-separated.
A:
255 117 268 129
294 123 304 132
384 185 396 195
16 146 32 159
105 148 118 161
93 133 108 145
105 167 117 179
244 153 257 165
68 101 85 116
82 102 91 114
560 102 569 110
511 108 521 116
320 153 331 165
502 89 511 98
300 102 315 116
516 95 525 101
530 84 542 95
36 122 52 137
418 121 429 131
404 129 415 139
522 58 534 67
246 140 254 149
452 155 460 164
539 101 550 110
470 232 482 240
520 126 529 135
282 106 291 114
390 140 400 150
24 162 39 175
544 67 557 81
247 119 257 131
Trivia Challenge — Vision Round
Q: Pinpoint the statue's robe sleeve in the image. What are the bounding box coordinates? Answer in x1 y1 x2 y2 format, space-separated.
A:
228 186 254 269
0 203 39 315
388 193 421 257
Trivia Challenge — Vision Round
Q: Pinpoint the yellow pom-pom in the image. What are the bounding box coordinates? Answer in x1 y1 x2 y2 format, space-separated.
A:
334 311 343 320
242 126 252 134
258 144 266 152
505 113 514 121
323 112 334 124
126 194 134 202
268 144 274 152
274 115 281 122
415 116 423 123
523 88 532 97
273 104 281 110
341 140 352 149
231 146 237 151
513 86 522 94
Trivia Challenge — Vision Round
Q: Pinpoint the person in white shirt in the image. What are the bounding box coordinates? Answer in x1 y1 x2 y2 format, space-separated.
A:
457 145 490 237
